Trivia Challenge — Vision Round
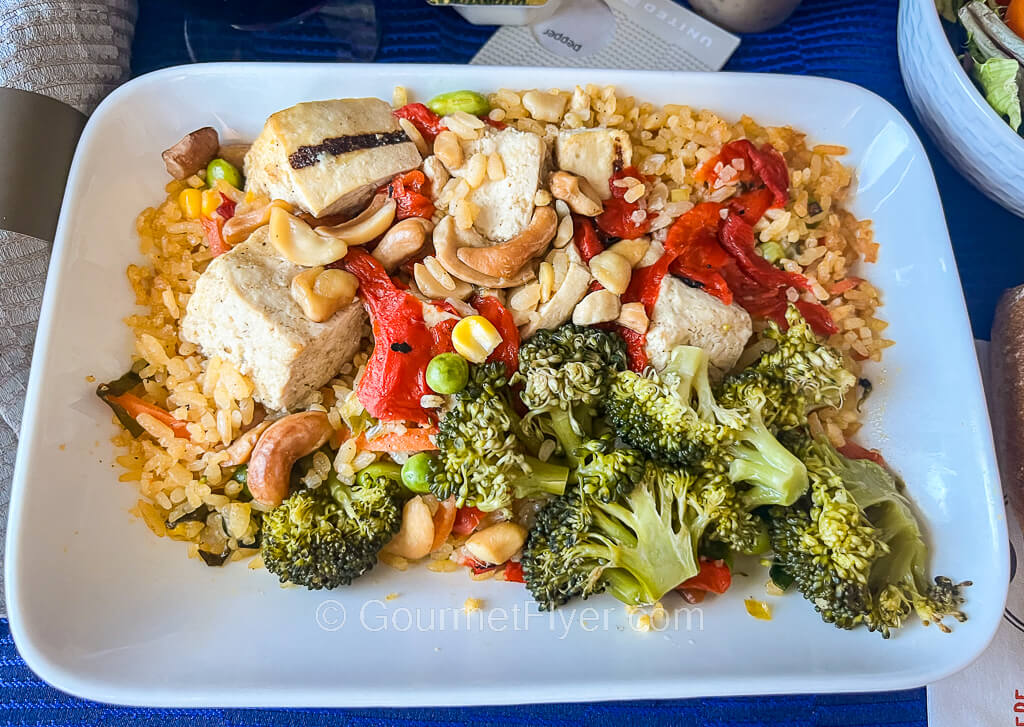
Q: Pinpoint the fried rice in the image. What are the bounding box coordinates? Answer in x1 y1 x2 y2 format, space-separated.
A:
115 84 888 561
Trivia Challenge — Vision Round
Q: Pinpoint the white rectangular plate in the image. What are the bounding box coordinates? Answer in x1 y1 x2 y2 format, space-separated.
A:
6 64 1009 707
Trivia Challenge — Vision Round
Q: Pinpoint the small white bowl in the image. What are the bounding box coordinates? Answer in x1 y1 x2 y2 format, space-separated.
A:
899 0 1024 217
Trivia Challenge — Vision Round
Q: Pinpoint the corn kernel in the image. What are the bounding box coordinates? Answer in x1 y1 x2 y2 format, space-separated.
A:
451 315 502 363
178 188 202 219
670 188 688 203
201 188 221 217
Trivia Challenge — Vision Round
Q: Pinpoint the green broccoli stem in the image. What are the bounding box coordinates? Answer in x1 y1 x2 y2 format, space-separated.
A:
547 408 588 466
584 487 702 605
510 456 571 500
730 414 808 508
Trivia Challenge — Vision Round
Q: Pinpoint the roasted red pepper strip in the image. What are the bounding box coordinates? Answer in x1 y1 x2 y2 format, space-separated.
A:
678 558 732 595
343 248 437 424
473 295 520 376
392 103 444 144
389 170 435 220
795 299 838 336
214 193 236 221
838 441 888 468
595 166 651 239
452 506 485 536
200 216 229 257
718 214 809 293
696 140 790 208
573 215 605 262
614 324 649 373
503 561 525 583
664 202 733 306
727 187 774 226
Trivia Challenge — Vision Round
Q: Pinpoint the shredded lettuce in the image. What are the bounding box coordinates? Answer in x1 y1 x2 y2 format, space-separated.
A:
974 57 1023 131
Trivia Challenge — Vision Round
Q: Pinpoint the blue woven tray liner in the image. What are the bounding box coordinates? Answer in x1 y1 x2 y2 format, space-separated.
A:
9 0 1015 722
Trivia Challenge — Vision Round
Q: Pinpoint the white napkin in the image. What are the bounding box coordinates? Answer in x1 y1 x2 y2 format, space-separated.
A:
928 340 1018 725
0 0 137 615
471 0 739 72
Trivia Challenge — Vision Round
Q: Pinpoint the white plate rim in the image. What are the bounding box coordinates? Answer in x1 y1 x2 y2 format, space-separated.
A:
5 62 1010 707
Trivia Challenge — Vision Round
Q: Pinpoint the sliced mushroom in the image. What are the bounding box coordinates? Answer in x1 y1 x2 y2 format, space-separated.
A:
246 411 333 507
222 198 292 245
216 143 250 171
222 421 271 467
549 171 604 217
314 194 397 245
433 216 537 289
414 261 473 300
456 206 558 280
162 127 219 180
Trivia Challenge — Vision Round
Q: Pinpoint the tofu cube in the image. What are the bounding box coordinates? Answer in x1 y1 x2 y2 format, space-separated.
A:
555 128 632 199
451 127 548 242
645 276 752 375
244 98 421 218
181 226 368 412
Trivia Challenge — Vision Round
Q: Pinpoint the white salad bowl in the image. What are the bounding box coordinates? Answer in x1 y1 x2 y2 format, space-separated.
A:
5 63 1009 707
899 0 1024 217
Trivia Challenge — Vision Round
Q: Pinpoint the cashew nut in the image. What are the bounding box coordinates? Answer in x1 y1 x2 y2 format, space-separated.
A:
414 261 473 300
573 289 621 326
433 130 464 170
549 171 604 217
384 496 435 560
291 267 359 322
608 237 651 267
465 521 527 564
433 215 537 289
372 217 432 272
314 195 397 245
522 90 568 124
616 301 650 334
162 127 219 180
222 198 292 245
270 207 348 266
588 250 632 295
422 155 450 197
247 411 333 507
222 421 271 467
456 206 558 280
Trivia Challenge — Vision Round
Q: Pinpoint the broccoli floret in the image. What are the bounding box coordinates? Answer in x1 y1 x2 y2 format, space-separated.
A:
573 437 646 503
770 429 969 637
261 470 405 590
606 345 807 507
516 324 627 463
755 305 857 411
429 362 569 512
694 470 771 555
523 461 712 609
715 306 857 432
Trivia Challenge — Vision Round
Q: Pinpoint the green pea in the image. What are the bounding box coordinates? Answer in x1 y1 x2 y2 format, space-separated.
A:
426 90 490 117
401 453 434 494
355 461 402 486
206 158 243 189
426 353 469 395
757 241 785 263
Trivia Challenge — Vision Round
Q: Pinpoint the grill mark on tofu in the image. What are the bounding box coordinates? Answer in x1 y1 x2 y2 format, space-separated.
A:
288 130 411 169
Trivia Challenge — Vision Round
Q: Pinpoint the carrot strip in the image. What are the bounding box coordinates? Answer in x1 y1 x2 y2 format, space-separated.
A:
356 426 439 452
106 392 192 440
